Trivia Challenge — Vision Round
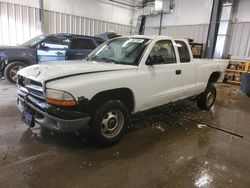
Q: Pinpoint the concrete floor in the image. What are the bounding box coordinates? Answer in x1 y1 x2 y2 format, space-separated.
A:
0 78 250 188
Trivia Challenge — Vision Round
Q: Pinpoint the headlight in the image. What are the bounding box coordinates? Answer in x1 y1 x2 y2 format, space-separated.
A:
45 89 77 106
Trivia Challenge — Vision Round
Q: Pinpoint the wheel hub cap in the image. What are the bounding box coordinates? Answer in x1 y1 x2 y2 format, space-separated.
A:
101 110 124 139
108 118 117 130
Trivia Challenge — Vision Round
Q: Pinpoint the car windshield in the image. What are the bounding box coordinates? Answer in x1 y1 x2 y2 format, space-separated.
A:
87 37 150 65
20 34 47 47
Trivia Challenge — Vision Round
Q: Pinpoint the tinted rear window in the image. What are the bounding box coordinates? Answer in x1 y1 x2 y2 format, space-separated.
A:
175 40 191 63
71 38 96 49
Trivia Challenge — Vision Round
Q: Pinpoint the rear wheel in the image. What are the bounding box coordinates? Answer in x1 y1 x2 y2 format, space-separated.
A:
4 61 27 84
90 100 129 147
197 84 216 110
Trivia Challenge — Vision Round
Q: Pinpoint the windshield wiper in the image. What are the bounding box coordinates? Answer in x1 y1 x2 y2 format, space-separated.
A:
85 57 91 61
86 56 119 64
86 56 98 61
99 57 118 64
113 61 134 66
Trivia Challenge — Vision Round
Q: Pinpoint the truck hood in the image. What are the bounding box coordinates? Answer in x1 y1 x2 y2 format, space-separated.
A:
17 60 137 82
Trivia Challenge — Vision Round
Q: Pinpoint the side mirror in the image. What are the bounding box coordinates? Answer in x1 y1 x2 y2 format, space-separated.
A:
146 55 154 66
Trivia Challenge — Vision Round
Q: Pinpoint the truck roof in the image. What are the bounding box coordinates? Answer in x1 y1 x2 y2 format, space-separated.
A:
48 33 105 41
125 35 188 43
128 35 175 40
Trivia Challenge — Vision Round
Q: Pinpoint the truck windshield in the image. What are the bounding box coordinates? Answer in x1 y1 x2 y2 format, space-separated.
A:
21 34 47 47
87 37 150 65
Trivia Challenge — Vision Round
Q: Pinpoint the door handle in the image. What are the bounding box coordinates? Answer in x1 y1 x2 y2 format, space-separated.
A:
56 51 63 55
176 70 181 75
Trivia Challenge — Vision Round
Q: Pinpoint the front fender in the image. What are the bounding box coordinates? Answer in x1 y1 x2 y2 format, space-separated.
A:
7 49 37 65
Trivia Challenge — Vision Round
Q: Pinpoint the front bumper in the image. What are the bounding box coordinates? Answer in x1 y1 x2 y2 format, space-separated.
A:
17 95 91 133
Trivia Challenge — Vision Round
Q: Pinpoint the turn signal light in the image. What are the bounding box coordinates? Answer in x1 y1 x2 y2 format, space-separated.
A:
46 98 77 107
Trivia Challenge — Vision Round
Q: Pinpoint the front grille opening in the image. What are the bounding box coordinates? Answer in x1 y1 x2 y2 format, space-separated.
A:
17 75 25 87
30 79 43 87
29 88 44 99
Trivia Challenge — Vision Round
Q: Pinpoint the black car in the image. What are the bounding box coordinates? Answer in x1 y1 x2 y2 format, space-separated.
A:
0 33 104 83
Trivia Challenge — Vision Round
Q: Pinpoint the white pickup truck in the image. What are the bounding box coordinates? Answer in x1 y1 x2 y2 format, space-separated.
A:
16 36 227 146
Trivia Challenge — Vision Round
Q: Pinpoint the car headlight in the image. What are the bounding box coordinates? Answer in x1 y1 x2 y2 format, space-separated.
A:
45 89 77 106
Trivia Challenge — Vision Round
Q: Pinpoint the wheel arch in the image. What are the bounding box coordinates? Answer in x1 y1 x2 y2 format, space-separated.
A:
88 88 135 114
8 58 32 66
208 71 221 83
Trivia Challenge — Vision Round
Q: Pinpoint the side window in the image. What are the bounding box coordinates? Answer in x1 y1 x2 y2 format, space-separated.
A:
149 40 176 64
175 40 191 63
71 38 96 50
41 36 70 49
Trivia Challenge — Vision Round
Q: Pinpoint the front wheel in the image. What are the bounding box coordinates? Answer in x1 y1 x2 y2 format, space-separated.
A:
4 61 27 84
90 100 129 147
197 84 216 110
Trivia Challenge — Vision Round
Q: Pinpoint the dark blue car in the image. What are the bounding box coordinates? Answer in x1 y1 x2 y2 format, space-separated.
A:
0 33 104 83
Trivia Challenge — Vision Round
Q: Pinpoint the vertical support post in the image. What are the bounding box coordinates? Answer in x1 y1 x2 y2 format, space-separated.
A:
139 15 146 35
159 10 163 35
39 0 45 33
214 2 234 58
205 0 222 58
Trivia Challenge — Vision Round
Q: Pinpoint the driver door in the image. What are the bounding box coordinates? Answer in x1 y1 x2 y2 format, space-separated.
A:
37 36 70 62
138 40 183 110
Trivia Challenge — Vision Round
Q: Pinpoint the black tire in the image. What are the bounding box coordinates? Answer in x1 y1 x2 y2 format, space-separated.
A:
197 84 216 110
90 100 129 147
4 61 27 84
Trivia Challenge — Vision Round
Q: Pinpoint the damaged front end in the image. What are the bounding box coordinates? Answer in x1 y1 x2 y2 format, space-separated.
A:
16 75 91 132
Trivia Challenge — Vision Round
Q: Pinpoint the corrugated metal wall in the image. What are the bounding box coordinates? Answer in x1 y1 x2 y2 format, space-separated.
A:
145 22 250 59
0 1 132 46
43 10 131 36
144 24 209 44
144 24 209 57
0 1 41 45
1 1 250 59
229 22 250 58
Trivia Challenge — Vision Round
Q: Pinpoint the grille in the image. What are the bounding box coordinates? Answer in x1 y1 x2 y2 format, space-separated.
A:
18 76 45 100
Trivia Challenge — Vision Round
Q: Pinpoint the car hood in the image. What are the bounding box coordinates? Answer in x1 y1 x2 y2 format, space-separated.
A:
17 60 137 83
0 46 30 51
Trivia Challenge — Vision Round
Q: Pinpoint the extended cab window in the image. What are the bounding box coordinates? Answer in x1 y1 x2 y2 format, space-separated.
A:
41 36 70 49
149 40 176 64
71 38 95 50
175 40 191 63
